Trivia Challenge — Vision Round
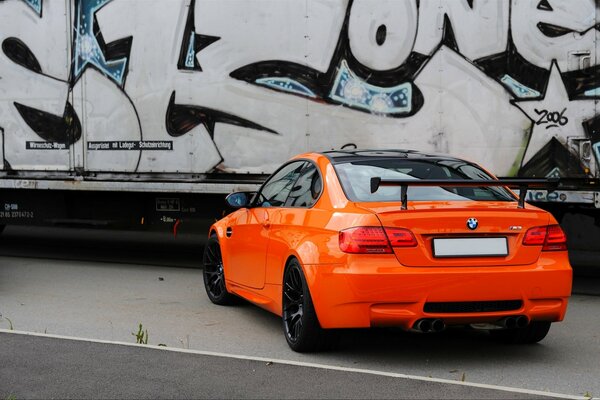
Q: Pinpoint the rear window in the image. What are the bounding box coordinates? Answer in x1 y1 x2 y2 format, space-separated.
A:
334 159 515 202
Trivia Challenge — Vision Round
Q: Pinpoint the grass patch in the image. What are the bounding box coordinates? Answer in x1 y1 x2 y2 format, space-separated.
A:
132 323 148 345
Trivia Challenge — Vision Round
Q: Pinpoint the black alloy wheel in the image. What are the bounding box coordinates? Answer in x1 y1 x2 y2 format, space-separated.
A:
203 235 235 305
283 261 305 342
282 258 336 352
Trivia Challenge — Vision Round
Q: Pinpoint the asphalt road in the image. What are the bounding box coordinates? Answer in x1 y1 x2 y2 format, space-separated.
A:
0 332 558 400
0 226 599 399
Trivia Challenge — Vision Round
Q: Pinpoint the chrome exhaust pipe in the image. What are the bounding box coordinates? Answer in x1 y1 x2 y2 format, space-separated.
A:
499 316 517 329
431 319 445 332
516 315 529 328
414 319 432 333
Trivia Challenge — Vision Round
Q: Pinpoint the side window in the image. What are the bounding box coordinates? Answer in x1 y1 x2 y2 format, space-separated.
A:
285 163 322 208
255 161 306 207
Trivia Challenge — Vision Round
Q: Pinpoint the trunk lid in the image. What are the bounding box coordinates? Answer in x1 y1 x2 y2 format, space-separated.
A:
356 201 550 267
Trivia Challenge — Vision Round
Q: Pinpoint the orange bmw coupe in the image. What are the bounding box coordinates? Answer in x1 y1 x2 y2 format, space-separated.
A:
203 150 572 352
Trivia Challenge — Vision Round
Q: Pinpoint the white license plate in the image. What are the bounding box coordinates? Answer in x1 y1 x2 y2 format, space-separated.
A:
432 237 508 258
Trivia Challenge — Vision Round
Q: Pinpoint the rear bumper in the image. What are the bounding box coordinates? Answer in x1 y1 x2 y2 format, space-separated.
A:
303 253 572 329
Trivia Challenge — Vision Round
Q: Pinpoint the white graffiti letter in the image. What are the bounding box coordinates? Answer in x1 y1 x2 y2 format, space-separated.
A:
414 0 508 60
511 0 598 71
348 0 418 71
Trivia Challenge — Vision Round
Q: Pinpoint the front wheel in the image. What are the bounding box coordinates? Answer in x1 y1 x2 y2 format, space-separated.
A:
489 321 551 344
282 258 336 352
202 235 236 305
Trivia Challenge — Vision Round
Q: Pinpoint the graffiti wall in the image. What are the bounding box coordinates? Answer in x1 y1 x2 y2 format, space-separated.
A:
0 0 598 178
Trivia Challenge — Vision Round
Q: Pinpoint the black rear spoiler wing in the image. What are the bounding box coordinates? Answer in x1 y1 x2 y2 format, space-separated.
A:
370 177 559 210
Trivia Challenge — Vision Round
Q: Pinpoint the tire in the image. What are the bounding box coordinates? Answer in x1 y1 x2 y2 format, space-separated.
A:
489 321 552 344
202 235 236 305
282 258 337 352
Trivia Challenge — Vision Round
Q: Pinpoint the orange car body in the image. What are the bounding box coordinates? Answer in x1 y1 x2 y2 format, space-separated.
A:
209 152 572 330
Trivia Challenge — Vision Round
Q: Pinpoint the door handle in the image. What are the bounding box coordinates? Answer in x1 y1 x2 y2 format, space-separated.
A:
262 211 270 228
226 227 233 237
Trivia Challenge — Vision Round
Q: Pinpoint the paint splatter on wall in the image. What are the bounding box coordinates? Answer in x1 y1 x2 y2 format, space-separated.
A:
0 0 598 178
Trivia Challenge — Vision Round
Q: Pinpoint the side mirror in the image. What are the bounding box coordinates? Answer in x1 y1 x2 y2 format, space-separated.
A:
225 192 254 208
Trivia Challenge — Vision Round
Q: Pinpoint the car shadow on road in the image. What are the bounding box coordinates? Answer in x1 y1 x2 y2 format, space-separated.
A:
236 301 557 368
330 325 559 368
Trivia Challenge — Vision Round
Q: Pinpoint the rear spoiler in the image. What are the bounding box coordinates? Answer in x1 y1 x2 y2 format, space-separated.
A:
370 177 559 210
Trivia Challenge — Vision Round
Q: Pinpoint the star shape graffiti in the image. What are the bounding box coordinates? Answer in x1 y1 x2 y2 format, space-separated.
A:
513 61 597 172
71 0 132 87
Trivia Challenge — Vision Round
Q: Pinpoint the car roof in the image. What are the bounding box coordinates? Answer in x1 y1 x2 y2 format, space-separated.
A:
320 149 465 164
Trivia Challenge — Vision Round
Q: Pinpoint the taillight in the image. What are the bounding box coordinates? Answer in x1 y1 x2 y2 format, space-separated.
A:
384 227 417 247
522 224 567 251
339 226 417 254
543 225 567 251
522 226 547 246
339 227 391 254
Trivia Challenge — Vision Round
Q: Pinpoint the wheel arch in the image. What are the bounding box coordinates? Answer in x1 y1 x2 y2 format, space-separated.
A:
206 220 232 279
281 251 321 315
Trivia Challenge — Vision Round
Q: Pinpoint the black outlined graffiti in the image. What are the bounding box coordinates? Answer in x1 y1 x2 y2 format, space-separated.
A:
474 35 551 98
2 38 42 74
230 0 599 177
1 0 599 178
0 0 42 16
2 33 83 150
512 61 597 173
519 137 586 178
230 0 427 117
14 102 81 145
0 126 10 171
70 0 133 88
178 0 220 71
584 116 600 169
166 92 278 139
537 0 553 11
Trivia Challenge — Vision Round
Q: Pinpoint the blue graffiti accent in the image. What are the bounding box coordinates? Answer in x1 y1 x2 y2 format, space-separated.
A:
184 32 196 69
546 167 561 179
584 87 600 97
593 142 600 165
255 77 316 98
72 0 128 86
501 75 540 98
329 60 412 114
21 0 41 15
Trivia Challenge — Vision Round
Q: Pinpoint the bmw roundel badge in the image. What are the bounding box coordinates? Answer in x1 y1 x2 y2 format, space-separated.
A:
467 218 478 230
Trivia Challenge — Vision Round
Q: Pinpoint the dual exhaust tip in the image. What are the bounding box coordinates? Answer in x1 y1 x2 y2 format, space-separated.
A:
413 318 445 333
413 315 529 333
499 315 529 329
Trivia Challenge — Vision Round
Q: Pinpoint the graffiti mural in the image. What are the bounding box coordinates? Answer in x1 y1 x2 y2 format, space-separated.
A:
71 0 132 87
177 0 220 71
0 0 598 178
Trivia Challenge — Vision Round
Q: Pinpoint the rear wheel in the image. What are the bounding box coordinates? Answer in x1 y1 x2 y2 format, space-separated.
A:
489 321 551 344
202 235 236 305
282 258 336 352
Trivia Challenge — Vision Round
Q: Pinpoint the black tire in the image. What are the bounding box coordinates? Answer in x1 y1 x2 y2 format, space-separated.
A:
282 258 337 352
489 321 552 344
202 235 236 305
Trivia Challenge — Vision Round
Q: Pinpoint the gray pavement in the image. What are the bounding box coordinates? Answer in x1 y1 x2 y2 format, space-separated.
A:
0 226 599 399
0 332 553 399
